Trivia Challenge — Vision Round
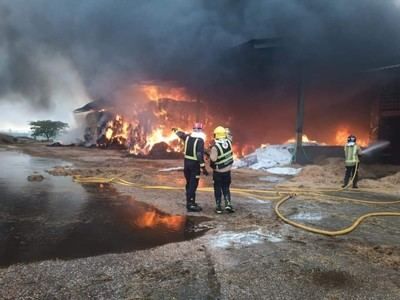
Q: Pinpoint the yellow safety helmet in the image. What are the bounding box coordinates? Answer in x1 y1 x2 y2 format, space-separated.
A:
213 126 226 139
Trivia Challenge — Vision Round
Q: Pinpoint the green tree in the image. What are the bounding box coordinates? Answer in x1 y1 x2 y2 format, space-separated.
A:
29 120 69 141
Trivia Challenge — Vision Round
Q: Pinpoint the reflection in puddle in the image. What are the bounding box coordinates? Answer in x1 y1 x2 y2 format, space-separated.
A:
0 151 209 267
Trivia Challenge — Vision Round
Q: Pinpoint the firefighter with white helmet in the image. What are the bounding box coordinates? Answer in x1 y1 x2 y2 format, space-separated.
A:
209 126 234 214
173 123 208 212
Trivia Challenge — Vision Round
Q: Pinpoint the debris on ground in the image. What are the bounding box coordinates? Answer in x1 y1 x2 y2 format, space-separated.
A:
234 144 294 170
27 174 44 182
209 229 283 249
266 167 301 176
46 166 103 176
47 142 76 147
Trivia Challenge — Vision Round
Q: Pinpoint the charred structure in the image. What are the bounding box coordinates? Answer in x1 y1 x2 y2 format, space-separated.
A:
74 90 207 157
369 67 400 163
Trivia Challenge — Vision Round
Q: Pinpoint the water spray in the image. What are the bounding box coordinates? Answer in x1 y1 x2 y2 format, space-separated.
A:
361 140 390 156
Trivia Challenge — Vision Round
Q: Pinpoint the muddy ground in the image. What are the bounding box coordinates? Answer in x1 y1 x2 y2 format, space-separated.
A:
0 143 400 299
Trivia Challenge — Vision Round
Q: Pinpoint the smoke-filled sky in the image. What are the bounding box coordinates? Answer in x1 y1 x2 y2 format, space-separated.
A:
1 0 400 141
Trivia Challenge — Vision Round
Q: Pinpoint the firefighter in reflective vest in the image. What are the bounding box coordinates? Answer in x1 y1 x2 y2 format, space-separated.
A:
343 135 362 188
209 126 234 214
173 123 208 212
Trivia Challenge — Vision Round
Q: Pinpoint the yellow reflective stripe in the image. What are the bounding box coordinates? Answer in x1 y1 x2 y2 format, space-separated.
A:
216 155 233 165
193 138 198 158
184 136 198 160
215 140 233 166
215 141 233 160
215 142 223 155
345 145 359 166
218 150 233 158
184 136 189 154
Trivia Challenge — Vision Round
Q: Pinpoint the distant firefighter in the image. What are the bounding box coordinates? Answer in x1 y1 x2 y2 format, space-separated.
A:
343 135 362 188
173 123 208 212
209 126 234 214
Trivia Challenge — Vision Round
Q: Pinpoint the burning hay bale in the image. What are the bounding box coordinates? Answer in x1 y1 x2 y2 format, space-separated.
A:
73 91 205 158
148 142 183 159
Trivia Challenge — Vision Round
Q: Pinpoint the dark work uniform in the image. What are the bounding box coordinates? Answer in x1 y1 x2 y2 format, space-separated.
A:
210 139 234 210
176 131 205 208
343 143 361 188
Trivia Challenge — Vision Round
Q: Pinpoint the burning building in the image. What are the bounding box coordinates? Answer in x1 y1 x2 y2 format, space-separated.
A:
74 85 208 157
70 36 400 164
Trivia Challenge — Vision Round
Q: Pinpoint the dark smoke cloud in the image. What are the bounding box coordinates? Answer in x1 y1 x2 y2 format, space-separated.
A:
1 0 400 141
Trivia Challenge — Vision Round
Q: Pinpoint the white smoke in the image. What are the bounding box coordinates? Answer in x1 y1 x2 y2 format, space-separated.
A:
0 53 88 132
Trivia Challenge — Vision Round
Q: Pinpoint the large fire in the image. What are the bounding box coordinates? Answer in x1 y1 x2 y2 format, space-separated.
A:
285 134 321 144
334 126 369 147
83 84 205 155
283 130 368 148
78 84 371 157
140 84 190 102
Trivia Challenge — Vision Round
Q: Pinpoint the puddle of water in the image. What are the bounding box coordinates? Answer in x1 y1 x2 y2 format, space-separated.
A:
210 229 283 249
291 212 324 221
0 151 208 267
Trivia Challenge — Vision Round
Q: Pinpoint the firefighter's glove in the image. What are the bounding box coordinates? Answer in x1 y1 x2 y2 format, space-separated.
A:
202 167 209 176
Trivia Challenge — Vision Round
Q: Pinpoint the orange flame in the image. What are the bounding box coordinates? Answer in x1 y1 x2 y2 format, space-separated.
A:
97 84 208 154
285 134 320 144
140 84 190 102
335 126 368 147
130 127 185 155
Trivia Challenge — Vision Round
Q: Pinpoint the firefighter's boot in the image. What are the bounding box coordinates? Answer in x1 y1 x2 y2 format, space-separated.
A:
186 195 202 212
215 199 223 214
224 194 234 213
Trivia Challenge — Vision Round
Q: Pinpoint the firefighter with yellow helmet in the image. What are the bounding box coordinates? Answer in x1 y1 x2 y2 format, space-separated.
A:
209 126 234 214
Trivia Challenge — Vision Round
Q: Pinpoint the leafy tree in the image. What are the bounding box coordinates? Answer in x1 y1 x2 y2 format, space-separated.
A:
29 120 69 141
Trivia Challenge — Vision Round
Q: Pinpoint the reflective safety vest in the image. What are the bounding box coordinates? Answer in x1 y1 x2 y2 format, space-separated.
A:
214 139 233 169
344 144 360 166
184 136 200 161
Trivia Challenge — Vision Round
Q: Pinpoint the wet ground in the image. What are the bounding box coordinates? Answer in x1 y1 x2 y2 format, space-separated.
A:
0 150 208 267
0 144 399 299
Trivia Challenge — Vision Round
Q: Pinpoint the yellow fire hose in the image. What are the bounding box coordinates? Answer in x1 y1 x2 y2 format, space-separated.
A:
275 195 400 236
72 163 400 236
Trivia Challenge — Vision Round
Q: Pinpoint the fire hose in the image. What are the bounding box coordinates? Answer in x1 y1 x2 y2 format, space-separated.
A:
73 163 400 236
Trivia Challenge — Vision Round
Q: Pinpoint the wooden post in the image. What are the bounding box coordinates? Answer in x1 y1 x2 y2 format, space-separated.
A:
294 68 305 163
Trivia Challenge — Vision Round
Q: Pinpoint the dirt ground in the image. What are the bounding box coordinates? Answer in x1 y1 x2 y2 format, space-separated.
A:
1 143 400 299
